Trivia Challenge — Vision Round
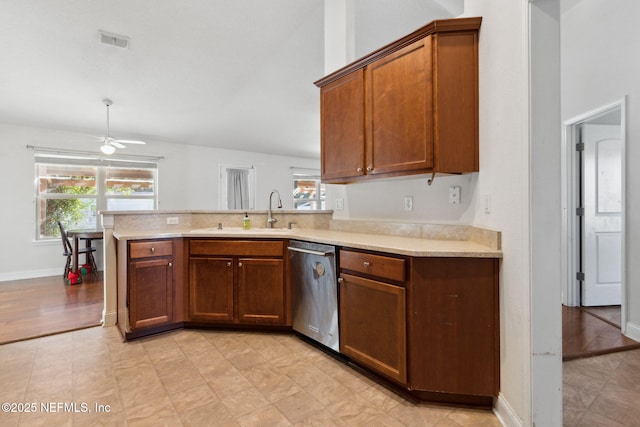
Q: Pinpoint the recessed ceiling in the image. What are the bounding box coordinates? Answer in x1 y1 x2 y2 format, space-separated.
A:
0 0 462 159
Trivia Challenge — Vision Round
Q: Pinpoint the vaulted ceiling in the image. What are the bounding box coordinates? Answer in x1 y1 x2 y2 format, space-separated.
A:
0 0 462 158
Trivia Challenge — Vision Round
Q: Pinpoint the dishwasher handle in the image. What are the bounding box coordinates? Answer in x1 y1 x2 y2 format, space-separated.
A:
288 246 335 257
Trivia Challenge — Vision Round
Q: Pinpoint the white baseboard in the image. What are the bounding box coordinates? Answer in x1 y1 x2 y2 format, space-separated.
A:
494 393 522 427
0 268 62 282
103 309 117 327
625 321 640 342
0 267 103 283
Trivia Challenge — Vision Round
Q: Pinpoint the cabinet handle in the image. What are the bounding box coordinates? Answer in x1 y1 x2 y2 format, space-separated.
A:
227 262 232 267
363 261 370 267
150 247 155 253
338 277 343 283
168 262 172 267
357 167 363 172
366 166 373 171
238 262 243 268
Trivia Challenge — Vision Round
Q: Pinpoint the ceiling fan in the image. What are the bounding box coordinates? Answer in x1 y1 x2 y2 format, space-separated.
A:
97 98 145 155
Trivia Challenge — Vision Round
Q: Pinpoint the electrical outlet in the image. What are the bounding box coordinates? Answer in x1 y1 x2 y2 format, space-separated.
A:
404 196 413 211
335 198 344 210
166 217 179 225
484 194 491 214
448 186 461 204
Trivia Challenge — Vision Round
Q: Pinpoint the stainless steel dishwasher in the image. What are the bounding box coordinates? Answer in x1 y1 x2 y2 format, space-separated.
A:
288 240 339 352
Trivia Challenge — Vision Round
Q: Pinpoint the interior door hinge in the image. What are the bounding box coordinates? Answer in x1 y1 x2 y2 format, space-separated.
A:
576 142 584 151
576 207 584 216
576 272 585 281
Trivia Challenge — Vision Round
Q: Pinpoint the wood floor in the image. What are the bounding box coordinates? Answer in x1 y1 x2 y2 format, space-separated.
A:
0 273 103 345
562 305 640 361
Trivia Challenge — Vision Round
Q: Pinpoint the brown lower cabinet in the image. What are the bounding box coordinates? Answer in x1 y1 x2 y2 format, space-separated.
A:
118 238 185 340
118 237 498 406
409 257 499 399
338 249 499 404
188 239 288 326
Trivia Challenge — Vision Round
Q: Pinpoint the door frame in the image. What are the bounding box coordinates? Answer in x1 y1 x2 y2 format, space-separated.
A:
561 98 626 328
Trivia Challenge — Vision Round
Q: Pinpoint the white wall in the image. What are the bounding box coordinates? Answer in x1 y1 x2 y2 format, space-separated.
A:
329 174 476 223
530 1 562 426
151 138 320 211
0 122 319 281
561 0 640 339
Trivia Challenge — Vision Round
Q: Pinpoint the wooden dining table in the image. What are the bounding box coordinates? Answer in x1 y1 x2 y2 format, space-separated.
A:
66 229 104 274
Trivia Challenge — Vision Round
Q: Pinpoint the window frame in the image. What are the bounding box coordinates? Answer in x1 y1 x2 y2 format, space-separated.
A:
292 169 325 210
33 149 160 241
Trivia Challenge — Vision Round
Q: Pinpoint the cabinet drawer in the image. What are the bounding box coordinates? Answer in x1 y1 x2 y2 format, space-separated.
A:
340 250 406 282
190 240 283 257
129 240 173 259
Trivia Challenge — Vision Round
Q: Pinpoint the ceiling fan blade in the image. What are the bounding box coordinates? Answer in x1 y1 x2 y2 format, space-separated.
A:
111 141 126 149
114 139 146 145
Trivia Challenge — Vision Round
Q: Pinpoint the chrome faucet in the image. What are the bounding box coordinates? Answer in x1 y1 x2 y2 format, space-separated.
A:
267 189 282 228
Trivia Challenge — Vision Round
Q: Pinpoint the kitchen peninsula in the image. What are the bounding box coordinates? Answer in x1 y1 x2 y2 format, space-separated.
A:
101 210 501 406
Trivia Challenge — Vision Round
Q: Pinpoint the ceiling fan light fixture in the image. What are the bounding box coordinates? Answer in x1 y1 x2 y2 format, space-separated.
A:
100 143 116 155
95 98 146 153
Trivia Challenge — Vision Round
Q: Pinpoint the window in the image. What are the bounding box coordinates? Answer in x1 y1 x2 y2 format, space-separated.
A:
292 169 325 210
34 149 159 240
219 165 255 210
105 167 156 210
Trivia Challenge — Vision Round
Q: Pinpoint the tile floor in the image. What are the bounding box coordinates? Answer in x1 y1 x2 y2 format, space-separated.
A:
563 347 640 426
0 326 501 426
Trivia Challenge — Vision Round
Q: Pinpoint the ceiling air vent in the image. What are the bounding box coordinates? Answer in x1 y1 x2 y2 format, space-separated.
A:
98 30 129 49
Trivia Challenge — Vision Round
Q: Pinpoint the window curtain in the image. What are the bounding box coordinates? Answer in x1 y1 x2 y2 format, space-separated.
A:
227 168 249 209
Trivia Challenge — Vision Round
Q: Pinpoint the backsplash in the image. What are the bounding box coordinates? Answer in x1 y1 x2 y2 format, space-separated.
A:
330 219 501 250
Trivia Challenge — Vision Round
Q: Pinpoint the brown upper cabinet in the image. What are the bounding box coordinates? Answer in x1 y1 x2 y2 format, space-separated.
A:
315 17 481 183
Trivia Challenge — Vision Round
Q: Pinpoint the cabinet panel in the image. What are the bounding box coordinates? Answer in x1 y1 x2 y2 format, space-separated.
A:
128 258 173 329
320 69 365 181
409 257 499 396
339 273 407 384
366 37 433 175
237 258 285 324
189 257 234 322
433 32 479 172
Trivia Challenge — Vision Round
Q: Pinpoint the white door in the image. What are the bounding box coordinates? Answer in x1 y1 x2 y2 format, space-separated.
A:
582 124 622 306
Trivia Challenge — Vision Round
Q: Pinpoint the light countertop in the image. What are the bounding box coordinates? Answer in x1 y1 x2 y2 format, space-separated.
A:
113 227 502 258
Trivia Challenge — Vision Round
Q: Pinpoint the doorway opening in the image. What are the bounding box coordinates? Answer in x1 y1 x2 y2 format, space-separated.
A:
563 99 626 332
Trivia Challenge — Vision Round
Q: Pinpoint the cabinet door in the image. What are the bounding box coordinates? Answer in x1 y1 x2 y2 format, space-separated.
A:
128 258 173 329
365 37 433 175
189 257 234 322
237 258 285 324
320 69 365 182
339 273 407 384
